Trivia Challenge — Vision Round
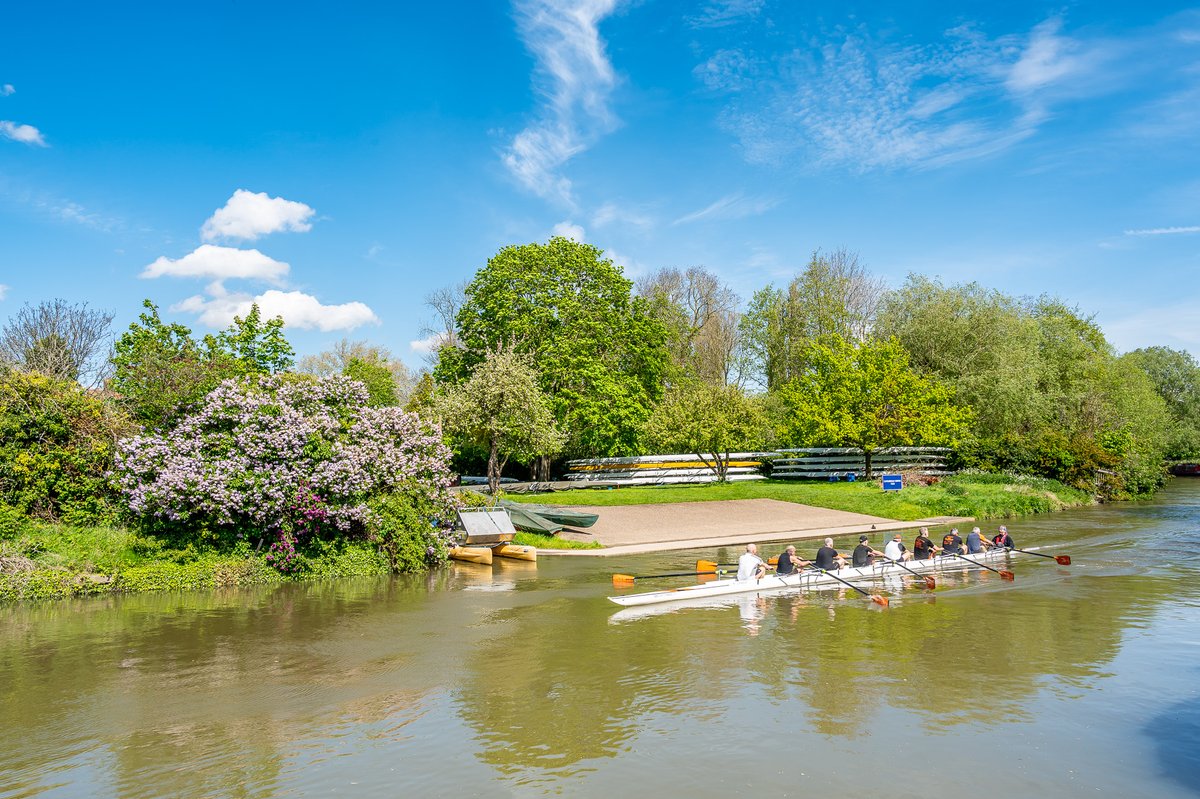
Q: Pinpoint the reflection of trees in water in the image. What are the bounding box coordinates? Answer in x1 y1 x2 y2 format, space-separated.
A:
0 573 446 797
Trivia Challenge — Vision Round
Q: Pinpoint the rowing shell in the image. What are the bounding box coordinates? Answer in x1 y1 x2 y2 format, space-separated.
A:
607 549 1017 607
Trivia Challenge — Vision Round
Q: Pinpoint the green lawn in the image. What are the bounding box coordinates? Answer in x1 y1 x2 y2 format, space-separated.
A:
503 473 1094 521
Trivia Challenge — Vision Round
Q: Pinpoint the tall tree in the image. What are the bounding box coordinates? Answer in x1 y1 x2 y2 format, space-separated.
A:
642 381 771 481
298 338 415 403
637 266 743 386
777 336 970 477
201 304 294 375
435 350 564 494
0 299 114 386
438 237 669 460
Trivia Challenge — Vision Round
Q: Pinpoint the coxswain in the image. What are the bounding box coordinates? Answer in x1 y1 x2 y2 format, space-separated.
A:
775 545 808 575
813 537 845 570
737 543 768 581
965 526 991 554
913 527 938 560
883 532 912 562
992 525 1016 550
941 528 965 556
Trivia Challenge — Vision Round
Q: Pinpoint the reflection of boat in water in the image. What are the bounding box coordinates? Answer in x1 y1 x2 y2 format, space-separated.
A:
609 549 1018 608
1170 463 1200 476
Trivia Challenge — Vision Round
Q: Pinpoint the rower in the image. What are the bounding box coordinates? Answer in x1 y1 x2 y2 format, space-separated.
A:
852 535 884 567
941 528 965 556
965 526 991 554
913 527 938 560
737 543 768 581
813 537 845 570
775 545 808 575
883 532 912 562
992 525 1016 550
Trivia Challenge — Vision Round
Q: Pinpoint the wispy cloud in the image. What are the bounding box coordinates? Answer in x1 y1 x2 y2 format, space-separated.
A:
703 17 1124 171
0 120 46 146
0 84 13 97
0 284 9 301
1125 225 1200 236
687 0 764 29
592 201 654 229
201 189 315 242
673 192 779 224
502 0 622 206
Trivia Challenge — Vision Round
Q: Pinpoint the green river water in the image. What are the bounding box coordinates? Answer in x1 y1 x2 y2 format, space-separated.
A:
3 482 1200 798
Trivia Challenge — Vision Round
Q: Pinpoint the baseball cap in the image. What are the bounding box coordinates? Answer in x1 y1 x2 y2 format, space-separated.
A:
859 534 869 542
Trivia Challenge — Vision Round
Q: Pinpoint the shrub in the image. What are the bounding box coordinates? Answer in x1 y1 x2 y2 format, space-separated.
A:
367 489 454 573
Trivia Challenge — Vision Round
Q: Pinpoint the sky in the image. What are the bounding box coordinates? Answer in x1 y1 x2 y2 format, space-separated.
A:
2 1 1199 367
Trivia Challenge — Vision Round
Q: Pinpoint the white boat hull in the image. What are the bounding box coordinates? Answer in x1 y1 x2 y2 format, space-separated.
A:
608 549 1015 607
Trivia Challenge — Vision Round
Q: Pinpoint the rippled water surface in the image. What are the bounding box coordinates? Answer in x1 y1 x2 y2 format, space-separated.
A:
4 483 1200 798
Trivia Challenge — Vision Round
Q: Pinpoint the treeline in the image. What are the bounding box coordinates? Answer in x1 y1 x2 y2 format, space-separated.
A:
2 237 1198 557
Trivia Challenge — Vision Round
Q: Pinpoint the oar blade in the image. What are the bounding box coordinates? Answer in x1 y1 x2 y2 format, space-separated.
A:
924 576 936 590
999 570 1015 581
696 560 717 573
871 595 889 607
612 574 636 586
1055 555 1072 565
767 556 779 566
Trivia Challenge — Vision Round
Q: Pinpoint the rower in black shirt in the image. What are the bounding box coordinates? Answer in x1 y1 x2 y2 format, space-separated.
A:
852 534 884 567
813 537 845 570
941 528 965 556
913 527 938 560
776 545 808 575
992 525 1016 550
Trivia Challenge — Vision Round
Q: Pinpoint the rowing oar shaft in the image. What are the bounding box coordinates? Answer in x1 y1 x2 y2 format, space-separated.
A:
1013 547 1071 565
948 553 1015 581
882 557 936 590
817 569 889 607
613 570 722 586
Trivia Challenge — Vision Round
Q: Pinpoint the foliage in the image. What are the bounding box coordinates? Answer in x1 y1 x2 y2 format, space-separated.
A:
0 298 114 386
114 374 457 558
366 489 452 573
777 336 970 476
642 381 771 480
1123 346 1200 459
0 368 134 524
298 337 414 404
111 300 295 429
437 237 669 457
343 356 399 407
637 266 744 386
435 349 564 494
511 530 603 549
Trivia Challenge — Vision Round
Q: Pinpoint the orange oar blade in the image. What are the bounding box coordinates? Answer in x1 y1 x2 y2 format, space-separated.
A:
871 595 889 607
1056 555 1072 565
768 556 779 566
924 576 936 590
612 574 636 586
696 560 717 573
1000 570 1015 581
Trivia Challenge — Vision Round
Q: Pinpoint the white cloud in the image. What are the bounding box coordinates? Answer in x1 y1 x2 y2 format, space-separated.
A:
1125 225 1200 236
592 201 654 229
141 244 290 284
687 0 764 29
674 192 779 224
1006 19 1090 94
174 289 379 331
410 332 448 354
0 121 46 146
200 189 315 242
1 84 13 96
552 220 587 241
0 284 8 301
502 0 621 205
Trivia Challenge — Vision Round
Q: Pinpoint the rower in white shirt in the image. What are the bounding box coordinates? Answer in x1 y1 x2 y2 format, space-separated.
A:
883 532 912 562
737 543 768 581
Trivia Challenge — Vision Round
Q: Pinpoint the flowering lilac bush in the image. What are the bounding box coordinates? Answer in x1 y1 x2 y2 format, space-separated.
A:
114 375 457 567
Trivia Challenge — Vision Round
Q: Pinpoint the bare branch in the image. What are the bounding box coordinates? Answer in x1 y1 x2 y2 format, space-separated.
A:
0 299 114 386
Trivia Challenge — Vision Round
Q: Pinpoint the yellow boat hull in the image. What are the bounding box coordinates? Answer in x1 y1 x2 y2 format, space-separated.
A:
448 546 493 565
493 543 537 562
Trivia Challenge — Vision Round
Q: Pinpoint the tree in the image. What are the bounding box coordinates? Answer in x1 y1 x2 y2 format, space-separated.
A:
298 338 415 403
637 266 743 386
435 350 564 494
642 381 771 481
201 303 294 375
438 237 669 460
343 356 398 407
777 336 970 477
1123 346 1200 460
0 299 114 386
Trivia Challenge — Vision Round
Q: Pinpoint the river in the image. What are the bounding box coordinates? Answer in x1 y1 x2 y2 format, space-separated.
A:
3 482 1199 798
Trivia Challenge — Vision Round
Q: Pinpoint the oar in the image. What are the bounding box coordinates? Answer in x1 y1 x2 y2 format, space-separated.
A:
613 569 725 586
947 552 1015 581
1012 547 1071 565
881 557 936 590
816 568 889 607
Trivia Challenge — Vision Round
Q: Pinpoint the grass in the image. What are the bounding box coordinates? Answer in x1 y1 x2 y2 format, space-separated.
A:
503 472 1094 522
512 531 603 550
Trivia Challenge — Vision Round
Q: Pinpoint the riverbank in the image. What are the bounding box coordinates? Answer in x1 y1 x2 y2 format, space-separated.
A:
0 472 1097 602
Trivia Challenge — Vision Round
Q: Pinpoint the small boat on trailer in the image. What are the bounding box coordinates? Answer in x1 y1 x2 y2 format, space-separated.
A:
608 548 1017 607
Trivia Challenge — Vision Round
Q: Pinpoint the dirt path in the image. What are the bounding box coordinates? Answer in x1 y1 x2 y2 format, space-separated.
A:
545 498 968 556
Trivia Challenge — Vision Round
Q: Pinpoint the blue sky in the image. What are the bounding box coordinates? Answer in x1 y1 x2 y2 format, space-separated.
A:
2 1 1199 367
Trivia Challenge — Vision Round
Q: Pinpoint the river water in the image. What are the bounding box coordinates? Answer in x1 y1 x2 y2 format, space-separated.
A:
3 483 1200 798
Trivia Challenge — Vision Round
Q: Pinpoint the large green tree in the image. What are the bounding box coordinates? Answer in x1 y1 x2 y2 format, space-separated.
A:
435 350 564 494
436 237 668 461
777 336 970 477
1123 346 1200 459
642 381 771 481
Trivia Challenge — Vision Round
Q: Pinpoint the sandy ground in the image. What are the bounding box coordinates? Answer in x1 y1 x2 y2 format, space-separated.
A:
547 498 968 556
